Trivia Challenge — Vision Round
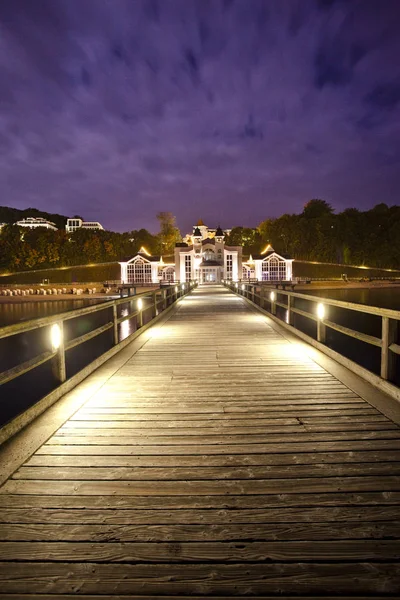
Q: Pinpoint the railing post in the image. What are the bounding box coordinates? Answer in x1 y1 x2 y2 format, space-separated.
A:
287 295 294 326
112 304 118 345
138 303 143 328
52 321 66 383
153 291 158 317
381 316 397 380
162 289 167 310
270 291 276 315
317 318 326 343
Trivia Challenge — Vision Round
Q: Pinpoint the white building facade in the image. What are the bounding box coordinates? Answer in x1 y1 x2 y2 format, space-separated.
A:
15 217 58 231
66 218 104 233
119 227 293 285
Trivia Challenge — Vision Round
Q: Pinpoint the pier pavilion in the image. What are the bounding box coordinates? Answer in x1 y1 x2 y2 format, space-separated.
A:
119 226 293 284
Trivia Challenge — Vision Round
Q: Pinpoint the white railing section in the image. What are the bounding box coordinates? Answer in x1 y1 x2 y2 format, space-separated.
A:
225 281 400 385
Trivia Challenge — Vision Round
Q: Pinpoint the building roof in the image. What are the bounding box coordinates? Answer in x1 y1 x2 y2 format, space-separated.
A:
175 242 189 247
193 227 202 237
201 237 215 245
215 226 224 237
119 252 160 263
196 218 205 226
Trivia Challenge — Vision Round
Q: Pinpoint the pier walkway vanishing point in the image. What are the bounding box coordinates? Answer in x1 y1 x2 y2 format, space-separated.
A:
0 285 400 597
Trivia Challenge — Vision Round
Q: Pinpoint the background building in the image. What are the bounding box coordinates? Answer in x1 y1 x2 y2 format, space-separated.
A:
66 218 104 233
15 217 58 231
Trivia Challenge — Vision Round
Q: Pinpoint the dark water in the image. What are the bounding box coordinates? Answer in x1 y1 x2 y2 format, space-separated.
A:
0 298 109 327
303 286 400 311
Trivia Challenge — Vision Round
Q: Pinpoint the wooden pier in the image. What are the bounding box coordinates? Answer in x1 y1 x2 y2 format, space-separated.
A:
0 284 399 597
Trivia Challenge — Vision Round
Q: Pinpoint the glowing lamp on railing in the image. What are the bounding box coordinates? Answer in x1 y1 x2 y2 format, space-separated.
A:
51 323 62 351
317 303 325 320
137 298 143 310
235 282 238 288
182 284 185 290
241 284 245 290
175 286 178 293
270 291 276 302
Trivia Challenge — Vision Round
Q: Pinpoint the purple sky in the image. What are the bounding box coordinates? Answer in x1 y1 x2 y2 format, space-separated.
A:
1 0 400 234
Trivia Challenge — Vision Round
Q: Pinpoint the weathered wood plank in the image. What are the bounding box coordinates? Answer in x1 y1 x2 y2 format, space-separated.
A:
33 438 400 455
1 505 399 525
25 449 400 468
0 562 398 595
3 476 400 496
0 491 399 510
0 539 398 562
45 430 400 445
13 462 400 481
1 522 400 542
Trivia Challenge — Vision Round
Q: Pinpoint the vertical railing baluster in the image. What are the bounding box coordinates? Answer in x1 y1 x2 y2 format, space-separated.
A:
381 317 397 380
112 304 118 345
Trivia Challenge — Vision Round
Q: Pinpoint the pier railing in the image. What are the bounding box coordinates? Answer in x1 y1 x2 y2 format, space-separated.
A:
225 281 400 397
0 282 196 442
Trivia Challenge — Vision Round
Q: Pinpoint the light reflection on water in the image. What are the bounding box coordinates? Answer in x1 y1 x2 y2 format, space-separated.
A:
0 299 108 327
119 308 131 341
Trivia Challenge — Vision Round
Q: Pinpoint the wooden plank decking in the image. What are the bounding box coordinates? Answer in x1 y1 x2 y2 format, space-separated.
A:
0 284 400 597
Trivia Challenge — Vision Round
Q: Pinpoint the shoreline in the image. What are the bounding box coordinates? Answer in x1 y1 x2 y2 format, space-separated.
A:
295 281 400 291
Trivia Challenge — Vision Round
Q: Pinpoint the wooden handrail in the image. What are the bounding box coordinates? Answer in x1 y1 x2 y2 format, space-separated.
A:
226 281 399 384
0 282 197 387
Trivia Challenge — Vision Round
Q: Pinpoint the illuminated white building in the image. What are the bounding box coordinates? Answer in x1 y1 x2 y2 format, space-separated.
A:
66 218 104 233
242 245 293 281
15 217 58 231
119 229 292 285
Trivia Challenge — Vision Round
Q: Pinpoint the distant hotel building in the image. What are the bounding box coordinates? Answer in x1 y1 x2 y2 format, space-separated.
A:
15 217 58 231
120 220 293 285
66 218 104 233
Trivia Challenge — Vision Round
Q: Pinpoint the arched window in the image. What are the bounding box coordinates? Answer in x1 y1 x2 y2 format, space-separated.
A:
203 249 215 262
127 258 152 283
162 267 175 282
261 256 287 281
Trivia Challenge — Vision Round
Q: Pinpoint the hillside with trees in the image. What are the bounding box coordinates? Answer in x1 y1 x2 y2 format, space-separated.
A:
257 201 400 269
0 209 182 273
0 203 399 274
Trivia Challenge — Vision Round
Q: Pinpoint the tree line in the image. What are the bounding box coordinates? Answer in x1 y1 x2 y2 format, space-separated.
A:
227 200 400 270
1 202 399 272
0 212 180 272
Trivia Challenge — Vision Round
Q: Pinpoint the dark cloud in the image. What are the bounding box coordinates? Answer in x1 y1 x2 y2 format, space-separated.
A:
0 0 399 233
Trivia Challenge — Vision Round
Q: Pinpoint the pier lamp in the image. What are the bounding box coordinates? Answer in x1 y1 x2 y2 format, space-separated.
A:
235 282 238 288
50 323 62 351
137 298 143 310
175 286 178 293
270 291 276 302
182 284 185 290
241 284 245 290
317 303 325 320
317 303 326 343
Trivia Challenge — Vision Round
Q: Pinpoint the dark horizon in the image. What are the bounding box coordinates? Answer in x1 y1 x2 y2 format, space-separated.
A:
1 0 400 234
